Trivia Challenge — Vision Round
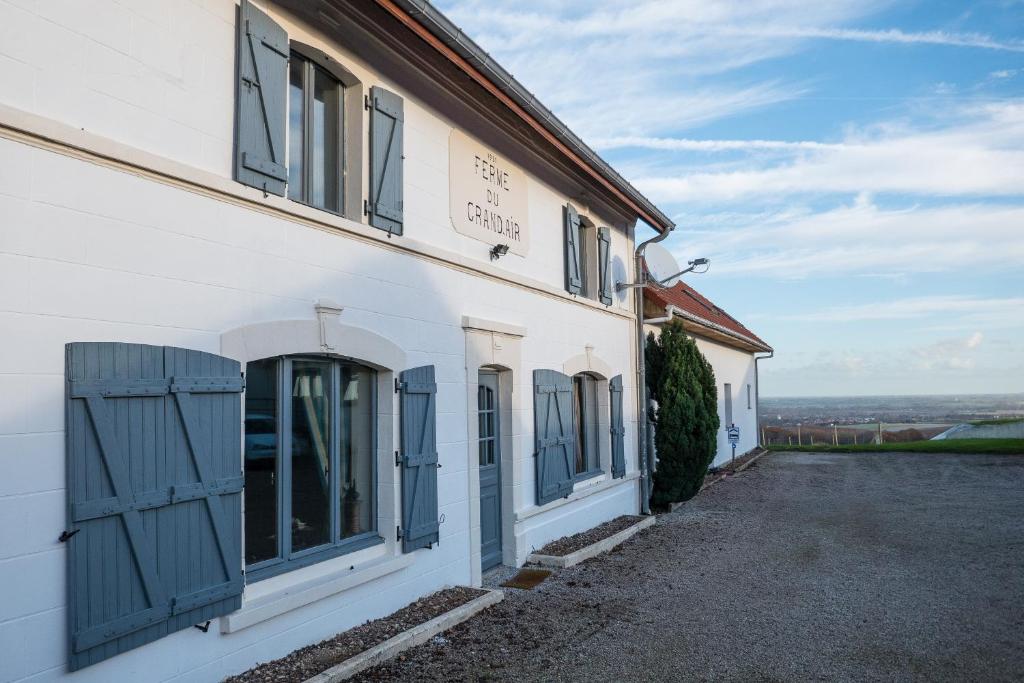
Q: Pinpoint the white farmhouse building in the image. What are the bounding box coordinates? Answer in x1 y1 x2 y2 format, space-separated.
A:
0 1 675 680
644 282 773 466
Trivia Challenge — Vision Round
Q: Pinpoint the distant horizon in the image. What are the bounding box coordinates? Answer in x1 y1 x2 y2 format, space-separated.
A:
762 391 1024 400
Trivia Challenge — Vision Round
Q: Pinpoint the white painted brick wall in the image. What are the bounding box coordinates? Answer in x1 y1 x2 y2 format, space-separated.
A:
693 338 761 465
0 136 640 682
0 0 638 299
0 1 646 679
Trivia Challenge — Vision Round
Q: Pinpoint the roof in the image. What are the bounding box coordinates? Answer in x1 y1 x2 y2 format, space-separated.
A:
646 281 772 353
375 0 674 233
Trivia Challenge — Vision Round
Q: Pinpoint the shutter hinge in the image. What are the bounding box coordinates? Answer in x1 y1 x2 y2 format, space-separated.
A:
396 525 403 540
394 378 401 394
364 94 371 110
58 529 80 543
364 199 369 217
395 450 402 467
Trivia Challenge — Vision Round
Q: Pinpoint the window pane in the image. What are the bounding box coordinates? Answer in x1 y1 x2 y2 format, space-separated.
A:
578 226 588 297
244 359 279 565
340 364 374 539
584 376 600 472
287 56 305 202
573 376 585 474
291 359 332 552
311 66 341 212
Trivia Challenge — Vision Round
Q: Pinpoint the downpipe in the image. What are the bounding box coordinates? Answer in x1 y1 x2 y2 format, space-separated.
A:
633 228 672 515
754 350 774 446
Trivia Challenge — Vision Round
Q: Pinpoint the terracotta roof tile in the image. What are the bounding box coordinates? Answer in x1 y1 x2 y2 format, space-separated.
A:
646 280 771 352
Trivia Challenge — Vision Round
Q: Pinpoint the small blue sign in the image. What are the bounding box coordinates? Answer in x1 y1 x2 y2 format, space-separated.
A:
727 426 740 444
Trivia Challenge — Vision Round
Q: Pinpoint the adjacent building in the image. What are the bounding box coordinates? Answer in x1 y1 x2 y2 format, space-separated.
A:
0 1 674 680
644 282 772 466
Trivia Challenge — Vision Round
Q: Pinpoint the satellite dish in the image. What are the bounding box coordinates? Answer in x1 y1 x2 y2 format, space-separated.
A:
644 242 682 287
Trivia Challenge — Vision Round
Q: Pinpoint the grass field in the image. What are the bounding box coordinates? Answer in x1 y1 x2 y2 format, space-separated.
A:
767 439 1024 455
969 417 1024 426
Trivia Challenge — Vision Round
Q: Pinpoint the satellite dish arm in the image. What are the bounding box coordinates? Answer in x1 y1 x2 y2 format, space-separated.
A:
616 258 710 291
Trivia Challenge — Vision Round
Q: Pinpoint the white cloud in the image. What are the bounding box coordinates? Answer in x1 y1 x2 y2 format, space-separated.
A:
674 196 1024 279
433 0 882 138
439 2 1024 52
772 297 1024 323
760 332 1012 395
717 25 1024 52
593 136 843 152
436 0 1024 140
910 333 987 371
633 102 1024 201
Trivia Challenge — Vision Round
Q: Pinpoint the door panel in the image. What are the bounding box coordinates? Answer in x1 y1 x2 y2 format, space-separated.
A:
478 372 502 570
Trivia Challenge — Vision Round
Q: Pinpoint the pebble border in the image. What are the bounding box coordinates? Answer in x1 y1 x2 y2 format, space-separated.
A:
301 589 504 683
526 516 657 568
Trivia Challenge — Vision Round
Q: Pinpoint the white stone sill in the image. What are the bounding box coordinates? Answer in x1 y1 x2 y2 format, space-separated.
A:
515 471 639 523
0 103 636 323
220 552 414 634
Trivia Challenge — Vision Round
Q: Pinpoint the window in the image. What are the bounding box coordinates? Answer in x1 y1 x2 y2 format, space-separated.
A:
724 383 733 427
747 383 752 410
244 356 377 579
288 51 344 213
572 373 602 478
578 220 593 298
478 383 497 466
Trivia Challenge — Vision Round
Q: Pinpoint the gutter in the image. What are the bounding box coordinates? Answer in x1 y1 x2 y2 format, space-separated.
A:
375 0 674 234
644 304 772 354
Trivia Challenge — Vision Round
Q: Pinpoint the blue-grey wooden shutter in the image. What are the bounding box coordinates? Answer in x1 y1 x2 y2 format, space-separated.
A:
399 365 439 552
234 0 289 196
609 375 625 478
368 87 404 235
597 227 613 306
533 369 575 505
564 204 582 295
65 342 244 671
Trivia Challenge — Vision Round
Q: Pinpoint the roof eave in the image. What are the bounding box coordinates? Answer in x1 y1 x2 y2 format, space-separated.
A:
676 309 773 353
652 302 773 354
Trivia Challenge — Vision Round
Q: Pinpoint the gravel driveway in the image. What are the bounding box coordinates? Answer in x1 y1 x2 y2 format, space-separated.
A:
354 451 1024 682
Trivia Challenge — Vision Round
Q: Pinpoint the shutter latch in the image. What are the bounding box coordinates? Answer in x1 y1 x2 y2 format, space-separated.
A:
58 529 80 543
193 621 212 633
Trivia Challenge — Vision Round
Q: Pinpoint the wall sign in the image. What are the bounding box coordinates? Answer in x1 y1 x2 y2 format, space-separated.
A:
449 130 529 255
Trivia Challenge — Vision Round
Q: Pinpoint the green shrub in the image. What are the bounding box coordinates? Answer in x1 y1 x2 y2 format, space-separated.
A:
647 320 719 507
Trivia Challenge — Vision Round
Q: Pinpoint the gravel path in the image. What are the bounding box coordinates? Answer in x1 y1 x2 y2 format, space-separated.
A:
354 451 1024 682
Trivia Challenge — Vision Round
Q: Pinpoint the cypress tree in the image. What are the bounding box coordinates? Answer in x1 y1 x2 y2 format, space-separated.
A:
647 320 720 507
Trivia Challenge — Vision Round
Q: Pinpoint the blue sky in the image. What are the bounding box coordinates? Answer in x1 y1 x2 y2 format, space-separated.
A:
436 0 1024 397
